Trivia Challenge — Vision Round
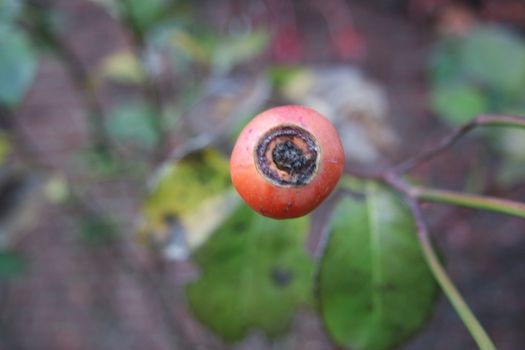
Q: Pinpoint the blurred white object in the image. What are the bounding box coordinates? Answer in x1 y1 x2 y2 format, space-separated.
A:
282 66 399 163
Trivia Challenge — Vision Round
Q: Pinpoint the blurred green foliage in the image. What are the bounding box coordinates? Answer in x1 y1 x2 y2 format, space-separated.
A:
0 131 12 166
460 27 525 94
0 250 26 280
431 83 488 125
319 181 437 350
429 25 525 185
186 203 314 341
0 0 23 24
105 101 159 151
78 214 119 246
0 25 37 107
118 0 172 35
430 25 525 124
150 23 269 75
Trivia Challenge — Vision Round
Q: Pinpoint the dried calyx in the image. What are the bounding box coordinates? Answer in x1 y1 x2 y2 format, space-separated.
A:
256 126 318 186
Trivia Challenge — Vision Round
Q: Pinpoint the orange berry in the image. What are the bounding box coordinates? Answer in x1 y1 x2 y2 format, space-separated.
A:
230 105 344 219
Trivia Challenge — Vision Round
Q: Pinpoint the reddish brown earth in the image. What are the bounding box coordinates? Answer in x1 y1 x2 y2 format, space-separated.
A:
2 1 524 349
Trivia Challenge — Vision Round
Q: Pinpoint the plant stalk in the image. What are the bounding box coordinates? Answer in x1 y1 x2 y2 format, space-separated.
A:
407 199 496 350
393 114 525 174
413 187 525 219
377 172 498 349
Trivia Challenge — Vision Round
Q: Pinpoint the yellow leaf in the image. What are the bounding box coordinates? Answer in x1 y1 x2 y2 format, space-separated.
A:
138 148 232 258
44 175 70 203
98 50 145 84
169 30 208 64
0 132 11 166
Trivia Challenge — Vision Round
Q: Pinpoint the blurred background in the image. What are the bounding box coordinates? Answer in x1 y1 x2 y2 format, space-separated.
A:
0 0 525 349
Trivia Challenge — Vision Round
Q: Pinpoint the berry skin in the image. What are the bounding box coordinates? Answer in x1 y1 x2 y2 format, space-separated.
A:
230 105 344 219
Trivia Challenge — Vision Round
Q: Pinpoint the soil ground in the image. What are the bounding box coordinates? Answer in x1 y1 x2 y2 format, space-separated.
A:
2 1 524 349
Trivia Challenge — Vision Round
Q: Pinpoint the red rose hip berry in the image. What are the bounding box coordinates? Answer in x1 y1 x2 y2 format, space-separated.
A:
230 105 344 219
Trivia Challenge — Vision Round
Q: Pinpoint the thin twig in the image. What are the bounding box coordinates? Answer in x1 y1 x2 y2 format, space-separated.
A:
392 114 525 174
347 171 499 349
381 172 497 349
413 186 525 219
342 125 525 347
340 171 499 348
476 114 525 128
404 196 496 350
343 164 383 181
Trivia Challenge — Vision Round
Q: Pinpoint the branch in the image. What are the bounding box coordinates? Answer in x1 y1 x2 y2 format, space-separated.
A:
476 114 525 128
341 114 525 348
404 197 496 350
392 114 525 174
413 187 525 219
372 172 497 349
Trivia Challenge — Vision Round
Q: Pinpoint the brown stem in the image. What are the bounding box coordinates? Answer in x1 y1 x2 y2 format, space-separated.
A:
381 171 497 349
403 195 496 350
392 114 525 174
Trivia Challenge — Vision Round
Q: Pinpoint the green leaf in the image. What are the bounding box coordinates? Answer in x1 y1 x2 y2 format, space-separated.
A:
460 26 525 93
119 0 169 34
186 203 314 341
319 183 438 350
428 38 463 86
76 147 139 177
0 25 37 107
212 28 269 74
165 27 209 64
79 215 119 246
267 65 305 90
140 148 232 254
0 250 26 280
430 83 488 125
105 101 158 149
0 0 23 23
